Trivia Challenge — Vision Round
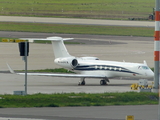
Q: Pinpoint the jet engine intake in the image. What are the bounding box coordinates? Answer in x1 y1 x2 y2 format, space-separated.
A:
72 59 78 67
54 57 78 69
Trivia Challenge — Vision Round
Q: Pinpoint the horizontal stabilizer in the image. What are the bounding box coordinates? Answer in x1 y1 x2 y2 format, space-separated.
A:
20 37 74 41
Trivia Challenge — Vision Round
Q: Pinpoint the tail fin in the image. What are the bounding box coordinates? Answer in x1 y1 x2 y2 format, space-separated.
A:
20 37 74 58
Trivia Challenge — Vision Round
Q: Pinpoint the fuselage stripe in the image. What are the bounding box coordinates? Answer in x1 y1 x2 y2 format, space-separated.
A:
74 65 140 75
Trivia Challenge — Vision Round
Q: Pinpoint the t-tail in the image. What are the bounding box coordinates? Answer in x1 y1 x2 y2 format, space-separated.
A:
20 37 74 59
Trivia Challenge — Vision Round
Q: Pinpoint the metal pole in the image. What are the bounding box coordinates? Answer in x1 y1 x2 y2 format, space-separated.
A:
25 41 27 95
154 0 160 119
153 0 160 93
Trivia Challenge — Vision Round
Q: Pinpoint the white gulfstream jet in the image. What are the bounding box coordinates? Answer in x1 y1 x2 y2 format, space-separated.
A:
8 37 154 85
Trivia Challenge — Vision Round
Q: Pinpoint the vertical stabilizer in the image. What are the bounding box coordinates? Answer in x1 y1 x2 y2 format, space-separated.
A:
51 39 71 58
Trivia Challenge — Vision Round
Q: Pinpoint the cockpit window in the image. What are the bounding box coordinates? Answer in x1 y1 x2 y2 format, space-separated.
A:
138 66 149 70
142 66 149 70
142 66 149 69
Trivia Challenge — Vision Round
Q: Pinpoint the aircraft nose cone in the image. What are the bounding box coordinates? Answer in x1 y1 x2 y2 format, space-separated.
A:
146 70 154 78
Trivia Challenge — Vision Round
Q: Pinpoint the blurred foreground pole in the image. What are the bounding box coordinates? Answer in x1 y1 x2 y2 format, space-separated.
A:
153 0 160 93
154 0 160 119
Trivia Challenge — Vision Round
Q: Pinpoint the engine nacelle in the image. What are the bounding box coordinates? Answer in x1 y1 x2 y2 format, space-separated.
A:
54 57 78 69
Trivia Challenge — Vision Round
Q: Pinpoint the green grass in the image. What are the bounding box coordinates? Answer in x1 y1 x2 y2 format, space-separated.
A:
34 40 83 44
0 92 158 108
0 0 154 20
0 22 154 37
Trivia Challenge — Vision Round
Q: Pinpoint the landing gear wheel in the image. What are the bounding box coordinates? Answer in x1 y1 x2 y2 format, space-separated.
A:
100 80 107 85
81 80 85 85
78 81 85 85
78 78 86 85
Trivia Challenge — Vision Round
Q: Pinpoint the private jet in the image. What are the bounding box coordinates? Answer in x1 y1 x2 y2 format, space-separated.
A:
8 37 154 85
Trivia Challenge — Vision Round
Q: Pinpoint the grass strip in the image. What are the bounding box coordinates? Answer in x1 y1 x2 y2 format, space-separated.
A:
34 40 83 44
0 92 158 108
0 22 154 37
0 0 154 20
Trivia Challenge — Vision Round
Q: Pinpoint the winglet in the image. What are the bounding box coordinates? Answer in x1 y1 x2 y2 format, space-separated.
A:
6 63 15 74
143 60 147 66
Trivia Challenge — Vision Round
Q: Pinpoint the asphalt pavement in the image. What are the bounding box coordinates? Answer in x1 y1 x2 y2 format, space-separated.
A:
0 16 155 27
0 105 158 120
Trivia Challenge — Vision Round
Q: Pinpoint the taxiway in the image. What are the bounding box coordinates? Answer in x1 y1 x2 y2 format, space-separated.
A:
0 16 154 27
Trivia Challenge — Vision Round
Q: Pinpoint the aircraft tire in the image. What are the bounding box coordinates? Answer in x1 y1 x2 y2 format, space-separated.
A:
81 81 85 85
100 80 106 85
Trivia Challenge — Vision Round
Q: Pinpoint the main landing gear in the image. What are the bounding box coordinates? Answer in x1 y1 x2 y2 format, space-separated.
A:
100 80 108 85
100 77 109 85
78 78 109 86
78 78 86 85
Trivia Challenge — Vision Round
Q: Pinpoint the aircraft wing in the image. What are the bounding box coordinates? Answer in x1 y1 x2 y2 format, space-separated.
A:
7 63 107 79
16 73 107 79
